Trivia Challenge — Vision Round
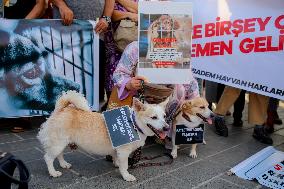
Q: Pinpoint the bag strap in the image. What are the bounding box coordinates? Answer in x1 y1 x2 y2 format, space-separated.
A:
0 153 30 189
11 158 30 189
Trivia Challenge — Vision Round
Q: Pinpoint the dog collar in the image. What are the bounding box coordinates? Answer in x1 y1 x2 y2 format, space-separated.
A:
130 111 164 139
131 112 144 134
182 112 192 122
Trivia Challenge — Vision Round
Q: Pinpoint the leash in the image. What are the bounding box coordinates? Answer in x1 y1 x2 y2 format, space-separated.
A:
138 80 145 103
129 147 173 169
128 80 173 169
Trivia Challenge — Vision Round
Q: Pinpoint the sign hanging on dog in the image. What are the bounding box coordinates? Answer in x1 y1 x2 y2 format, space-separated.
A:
175 124 204 145
103 106 140 148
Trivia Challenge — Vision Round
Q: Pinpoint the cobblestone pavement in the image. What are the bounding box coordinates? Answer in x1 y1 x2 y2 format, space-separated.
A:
0 102 284 189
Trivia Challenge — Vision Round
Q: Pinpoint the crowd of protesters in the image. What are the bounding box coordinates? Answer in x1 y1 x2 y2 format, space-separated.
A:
1 0 282 146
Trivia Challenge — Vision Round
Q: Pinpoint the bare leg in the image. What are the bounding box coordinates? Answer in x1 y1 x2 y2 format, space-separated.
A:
189 144 197 158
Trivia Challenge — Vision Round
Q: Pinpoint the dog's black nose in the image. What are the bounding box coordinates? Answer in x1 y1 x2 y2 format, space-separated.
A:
210 113 215 118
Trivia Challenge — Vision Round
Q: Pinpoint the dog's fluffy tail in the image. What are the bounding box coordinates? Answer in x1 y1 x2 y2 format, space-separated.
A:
54 90 91 113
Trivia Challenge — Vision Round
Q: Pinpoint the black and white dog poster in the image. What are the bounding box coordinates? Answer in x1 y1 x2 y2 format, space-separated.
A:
0 19 99 117
175 124 204 145
103 106 140 148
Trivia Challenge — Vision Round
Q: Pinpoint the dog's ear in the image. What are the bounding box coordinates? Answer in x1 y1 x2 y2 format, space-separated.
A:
159 97 169 109
132 97 145 112
182 100 192 110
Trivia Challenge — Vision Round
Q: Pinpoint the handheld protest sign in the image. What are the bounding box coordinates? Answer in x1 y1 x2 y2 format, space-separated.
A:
103 106 140 148
175 124 204 145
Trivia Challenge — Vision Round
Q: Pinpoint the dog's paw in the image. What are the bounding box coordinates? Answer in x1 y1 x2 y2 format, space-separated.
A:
189 151 197 159
60 162 72 169
123 174 136 182
50 171 62 177
171 151 177 159
203 140 207 145
113 161 119 168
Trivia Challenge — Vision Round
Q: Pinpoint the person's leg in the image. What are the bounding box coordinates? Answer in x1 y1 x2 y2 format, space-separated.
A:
270 98 282 125
248 93 272 144
215 86 241 116
214 86 241 136
233 90 246 127
217 84 231 116
216 83 225 102
266 98 276 132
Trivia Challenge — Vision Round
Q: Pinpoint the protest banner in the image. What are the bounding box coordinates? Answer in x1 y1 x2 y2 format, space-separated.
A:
0 19 99 117
138 1 194 84
103 106 140 148
191 0 284 100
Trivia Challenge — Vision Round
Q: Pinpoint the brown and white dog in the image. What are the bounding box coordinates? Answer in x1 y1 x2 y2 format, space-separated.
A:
37 91 169 181
171 97 213 159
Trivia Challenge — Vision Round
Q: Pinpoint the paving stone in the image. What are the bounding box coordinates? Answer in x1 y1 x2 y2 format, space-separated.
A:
0 138 41 152
170 160 228 188
132 175 189 189
207 140 268 168
196 178 244 189
62 151 115 179
15 129 39 140
67 170 134 189
220 173 259 189
12 148 43 163
275 143 284 151
0 133 21 144
27 158 84 189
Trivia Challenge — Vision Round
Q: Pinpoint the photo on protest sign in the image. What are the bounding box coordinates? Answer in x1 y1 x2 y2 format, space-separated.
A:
191 0 284 100
138 1 194 84
0 19 99 118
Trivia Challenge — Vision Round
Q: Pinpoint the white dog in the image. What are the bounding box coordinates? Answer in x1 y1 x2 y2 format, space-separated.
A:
37 91 169 181
171 97 213 159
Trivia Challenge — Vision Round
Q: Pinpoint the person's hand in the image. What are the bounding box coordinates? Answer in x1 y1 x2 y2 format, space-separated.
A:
95 18 109 34
127 12 138 22
126 76 148 91
59 5 74 26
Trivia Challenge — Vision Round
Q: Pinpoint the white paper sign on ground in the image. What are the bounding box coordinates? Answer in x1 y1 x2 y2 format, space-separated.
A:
231 146 284 189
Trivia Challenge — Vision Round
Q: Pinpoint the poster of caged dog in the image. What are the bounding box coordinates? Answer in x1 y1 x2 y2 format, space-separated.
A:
0 19 99 118
138 1 194 84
